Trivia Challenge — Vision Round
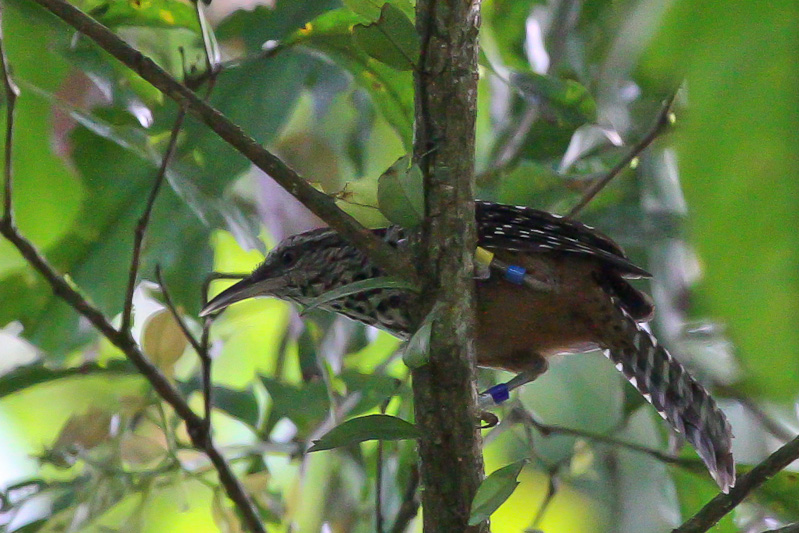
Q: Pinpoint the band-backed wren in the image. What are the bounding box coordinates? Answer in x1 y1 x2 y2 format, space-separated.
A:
201 201 735 492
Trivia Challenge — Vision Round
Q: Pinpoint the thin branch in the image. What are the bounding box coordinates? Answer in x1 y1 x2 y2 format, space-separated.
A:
674 434 799 533
375 397 391 533
0 187 266 533
0 39 264 533
389 463 420 533
530 473 558 529
764 524 799 533
511 407 691 467
155 266 214 428
566 92 677 218
155 266 204 359
121 107 187 333
30 0 416 285
722 389 797 442
186 43 285 90
0 15 19 224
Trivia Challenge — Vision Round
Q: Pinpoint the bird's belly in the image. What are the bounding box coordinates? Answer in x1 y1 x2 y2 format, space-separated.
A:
474 256 607 372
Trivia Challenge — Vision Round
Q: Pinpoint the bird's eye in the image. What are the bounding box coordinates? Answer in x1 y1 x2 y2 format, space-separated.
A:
280 250 295 265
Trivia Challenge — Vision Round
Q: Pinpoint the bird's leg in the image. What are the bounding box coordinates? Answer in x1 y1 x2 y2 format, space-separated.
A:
478 356 549 409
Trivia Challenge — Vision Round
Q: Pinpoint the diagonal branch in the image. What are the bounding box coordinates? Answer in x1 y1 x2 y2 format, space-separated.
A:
121 107 187 333
674 433 799 533
0 35 264 533
0 11 19 224
29 0 416 285
567 91 677 218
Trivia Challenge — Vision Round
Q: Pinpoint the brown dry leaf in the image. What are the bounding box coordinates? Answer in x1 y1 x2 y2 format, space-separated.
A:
243 471 271 509
141 309 188 377
51 407 116 465
212 489 244 533
120 433 168 467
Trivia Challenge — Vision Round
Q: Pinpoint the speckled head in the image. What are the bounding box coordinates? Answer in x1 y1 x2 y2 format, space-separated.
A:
200 228 362 316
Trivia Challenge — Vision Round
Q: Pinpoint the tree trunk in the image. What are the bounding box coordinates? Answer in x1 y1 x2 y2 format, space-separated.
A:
412 1 486 531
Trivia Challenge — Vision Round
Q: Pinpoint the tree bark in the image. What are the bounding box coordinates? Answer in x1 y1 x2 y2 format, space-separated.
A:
412 1 486 531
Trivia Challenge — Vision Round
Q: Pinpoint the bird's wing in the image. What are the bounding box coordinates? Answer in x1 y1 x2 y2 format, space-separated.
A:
476 201 651 278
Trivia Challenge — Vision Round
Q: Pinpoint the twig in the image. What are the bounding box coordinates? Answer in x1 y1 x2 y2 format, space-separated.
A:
389 463 420 533
375 398 391 533
530 473 558 529
764 524 799 533
724 390 797 442
566 92 677 218
0 39 265 533
511 407 691 467
30 0 417 285
155 266 204 356
121 107 187 333
0 16 19 223
674 433 799 533
186 43 285 90
155 266 214 428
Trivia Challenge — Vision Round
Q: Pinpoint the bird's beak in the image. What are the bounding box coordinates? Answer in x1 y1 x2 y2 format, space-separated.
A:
199 275 284 317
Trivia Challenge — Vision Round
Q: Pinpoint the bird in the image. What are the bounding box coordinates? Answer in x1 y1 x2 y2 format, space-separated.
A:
200 200 735 492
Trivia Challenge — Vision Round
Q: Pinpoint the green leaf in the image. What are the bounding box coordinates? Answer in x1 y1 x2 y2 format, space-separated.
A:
647 1 799 400
216 1 341 53
339 370 403 414
469 459 528 526
494 160 571 209
286 8 414 148
0 123 214 356
0 360 134 400
0 3 79 277
344 0 415 22
483 0 545 71
212 386 261 429
510 72 597 125
89 0 200 32
352 3 419 71
301 276 417 314
307 414 420 452
343 0 384 21
753 468 799 522
403 302 444 369
261 377 331 435
671 468 737 533
377 155 424 227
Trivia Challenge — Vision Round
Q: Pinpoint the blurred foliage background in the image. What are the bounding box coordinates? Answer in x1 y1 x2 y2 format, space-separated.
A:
0 0 797 531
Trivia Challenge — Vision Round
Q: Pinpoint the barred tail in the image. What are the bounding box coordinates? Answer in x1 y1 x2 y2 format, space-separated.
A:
601 305 735 492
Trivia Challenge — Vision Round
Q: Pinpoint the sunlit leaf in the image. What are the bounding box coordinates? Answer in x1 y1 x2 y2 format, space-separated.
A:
754 468 799 522
335 178 392 228
307 414 419 452
285 8 414 147
142 309 188 377
301 276 416 314
352 3 419 71
212 489 244 533
648 1 799 400
510 72 597 125
49 407 116 467
377 154 424 227
212 385 261 429
469 459 528 526
0 360 134 400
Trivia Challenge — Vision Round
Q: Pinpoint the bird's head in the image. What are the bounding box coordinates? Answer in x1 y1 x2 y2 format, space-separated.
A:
200 228 351 316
